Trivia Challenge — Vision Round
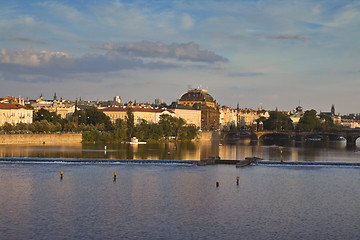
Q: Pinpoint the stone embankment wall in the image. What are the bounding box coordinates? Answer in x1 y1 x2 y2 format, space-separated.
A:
0 133 82 145
197 131 221 141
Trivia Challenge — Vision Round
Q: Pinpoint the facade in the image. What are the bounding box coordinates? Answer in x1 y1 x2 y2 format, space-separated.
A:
168 103 201 128
237 108 270 128
101 107 175 125
178 89 220 130
341 119 360 128
0 103 33 126
219 106 237 129
290 106 304 127
31 95 76 120
199 105 220 130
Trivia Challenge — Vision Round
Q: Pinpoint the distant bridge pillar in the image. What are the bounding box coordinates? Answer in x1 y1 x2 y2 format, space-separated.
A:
345 135 357 149
295 133 306 143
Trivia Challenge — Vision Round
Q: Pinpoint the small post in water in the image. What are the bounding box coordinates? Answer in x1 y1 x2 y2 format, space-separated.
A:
236 176 239 185
60 171 63 180
113 172 117 182
216 182 219 187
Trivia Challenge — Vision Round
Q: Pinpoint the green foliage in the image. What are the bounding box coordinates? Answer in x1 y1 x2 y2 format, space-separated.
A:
113 119 127 142
158 114 187 140
82 130 100 143
35 108 64 125
297 110 321 131
179 125 198 140
2 122 13 131
263 111 293 131
125 108 135 138
85 107 112 130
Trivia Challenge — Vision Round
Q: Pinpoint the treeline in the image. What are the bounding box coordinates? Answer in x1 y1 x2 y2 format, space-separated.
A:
82 108 197 143
0 107 198 142
257 110 341 131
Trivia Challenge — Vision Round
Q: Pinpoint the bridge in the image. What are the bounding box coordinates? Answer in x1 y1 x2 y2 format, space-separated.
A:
222 129 360 148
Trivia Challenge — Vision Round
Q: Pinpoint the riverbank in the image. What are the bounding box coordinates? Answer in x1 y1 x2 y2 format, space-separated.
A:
0 131 221 145
0 133 82 145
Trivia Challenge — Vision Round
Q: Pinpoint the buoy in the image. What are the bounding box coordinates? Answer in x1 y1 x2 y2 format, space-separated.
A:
216 182 219 187
113 172 117 181
236 176 239 185
60 171 63 180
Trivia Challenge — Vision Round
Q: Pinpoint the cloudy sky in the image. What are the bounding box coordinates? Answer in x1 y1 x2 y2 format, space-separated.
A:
1 0 359 114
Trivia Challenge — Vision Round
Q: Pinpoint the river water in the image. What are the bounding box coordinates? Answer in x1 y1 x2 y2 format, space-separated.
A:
1 140 360 239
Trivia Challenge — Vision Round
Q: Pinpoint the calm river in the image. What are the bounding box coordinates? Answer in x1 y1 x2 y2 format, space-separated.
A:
0 139 360 239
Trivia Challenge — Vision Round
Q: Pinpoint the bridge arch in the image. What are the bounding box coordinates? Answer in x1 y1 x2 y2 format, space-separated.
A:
221 130 360 148
258 133 292 142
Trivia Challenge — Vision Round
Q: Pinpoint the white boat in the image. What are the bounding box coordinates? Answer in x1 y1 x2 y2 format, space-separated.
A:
126 137 147 145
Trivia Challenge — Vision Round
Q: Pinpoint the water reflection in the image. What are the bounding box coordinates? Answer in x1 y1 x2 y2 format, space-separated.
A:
1 164 360 239
0 138 359 163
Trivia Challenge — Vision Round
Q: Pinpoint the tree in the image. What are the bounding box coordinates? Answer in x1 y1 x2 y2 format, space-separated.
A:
263 111 293 131
84 107 112 130
125 108 135 139
319 114 341 131
35 108 63 126
297 110 321 131
159 114 188 140
158 114 173 138
1 122 13 131
179 124 198 140
113 119 127 142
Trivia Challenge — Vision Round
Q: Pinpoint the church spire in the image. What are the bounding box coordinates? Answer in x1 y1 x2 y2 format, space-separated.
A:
331 104 335 115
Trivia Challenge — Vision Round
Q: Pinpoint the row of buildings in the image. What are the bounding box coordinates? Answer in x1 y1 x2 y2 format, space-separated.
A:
0 89 357 129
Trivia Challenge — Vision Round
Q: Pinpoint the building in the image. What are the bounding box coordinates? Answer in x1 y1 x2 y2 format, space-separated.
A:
341 119 360 128
101 106 175 125
0 103 33 126
0 96 25 106
168 103 201 128
30 94 76 120
178 89 216 108
237 107 270 129
219 106 237 129
178 89 220 130
320 105 341 124
290 106 304 127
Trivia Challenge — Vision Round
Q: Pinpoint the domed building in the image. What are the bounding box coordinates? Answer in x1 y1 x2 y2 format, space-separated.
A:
178 89 216 108
178 89 219 130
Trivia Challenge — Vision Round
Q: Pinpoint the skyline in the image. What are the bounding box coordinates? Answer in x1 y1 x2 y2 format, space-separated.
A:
1 0 359 114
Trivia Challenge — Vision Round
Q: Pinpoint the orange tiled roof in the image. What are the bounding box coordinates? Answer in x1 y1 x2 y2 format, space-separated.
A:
0 103 27 109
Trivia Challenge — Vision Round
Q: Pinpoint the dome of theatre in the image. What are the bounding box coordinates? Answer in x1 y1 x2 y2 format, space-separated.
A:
179 89 214 102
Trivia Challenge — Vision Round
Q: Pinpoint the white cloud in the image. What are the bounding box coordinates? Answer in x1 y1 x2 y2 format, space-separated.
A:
181 13 194 29
0 48 70 66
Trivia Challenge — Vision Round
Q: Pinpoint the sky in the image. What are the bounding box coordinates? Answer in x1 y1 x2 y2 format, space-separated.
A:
0 0 359 114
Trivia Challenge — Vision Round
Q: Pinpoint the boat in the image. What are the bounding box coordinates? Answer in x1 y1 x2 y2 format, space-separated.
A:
126 137 147 145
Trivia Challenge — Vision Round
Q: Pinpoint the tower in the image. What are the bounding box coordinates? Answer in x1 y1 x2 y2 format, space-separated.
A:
331 105 335 115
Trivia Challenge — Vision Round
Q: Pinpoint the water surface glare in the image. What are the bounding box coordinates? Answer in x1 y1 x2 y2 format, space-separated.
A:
1 163 359 239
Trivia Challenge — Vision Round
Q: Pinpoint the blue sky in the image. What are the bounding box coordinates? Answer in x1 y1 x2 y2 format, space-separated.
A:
0 0 359 114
